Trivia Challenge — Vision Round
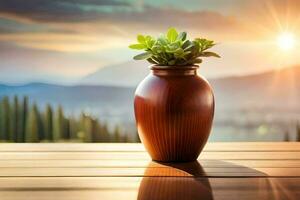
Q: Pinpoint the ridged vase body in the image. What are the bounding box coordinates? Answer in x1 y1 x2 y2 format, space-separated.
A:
134 65 214 162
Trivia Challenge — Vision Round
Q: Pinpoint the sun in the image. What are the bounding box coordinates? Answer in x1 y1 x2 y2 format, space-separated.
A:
277 32 295 51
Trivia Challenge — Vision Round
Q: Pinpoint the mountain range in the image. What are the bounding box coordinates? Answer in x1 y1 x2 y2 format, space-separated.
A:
1 65 300 141
1 64 299 114
81 61 149 87
83 63 300 110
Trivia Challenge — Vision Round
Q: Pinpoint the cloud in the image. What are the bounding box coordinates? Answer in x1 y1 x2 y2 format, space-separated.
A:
2 0 299 53
0 27 13 33
0 0 240 30
0 1 249 52
0 0 131 22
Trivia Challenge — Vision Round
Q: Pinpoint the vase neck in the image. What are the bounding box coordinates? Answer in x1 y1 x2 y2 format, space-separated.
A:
150 65 198 76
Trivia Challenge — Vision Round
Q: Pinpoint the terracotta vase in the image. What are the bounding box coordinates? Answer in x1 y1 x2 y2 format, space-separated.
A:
134 65 214 162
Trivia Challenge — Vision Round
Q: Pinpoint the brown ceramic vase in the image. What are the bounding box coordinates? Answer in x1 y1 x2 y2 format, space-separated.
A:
134 65 214 162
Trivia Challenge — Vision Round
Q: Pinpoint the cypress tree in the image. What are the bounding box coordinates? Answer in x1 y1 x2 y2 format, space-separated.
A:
53 105 64 141
113 125 121 143
44 104 53 141
83 117 93 142
25 103 40 142
11 96 19 142
64 118 71 140
36 105 44 141
92 119 101 142
91 118 99 142
100 122 110 142
19 96 28 142
69 116 78 140
1 96 11 141
17 96 23 142
0 97 4 141
77 112 88 141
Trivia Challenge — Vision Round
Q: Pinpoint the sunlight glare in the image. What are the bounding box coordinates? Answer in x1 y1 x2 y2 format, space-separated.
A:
277 32 295 51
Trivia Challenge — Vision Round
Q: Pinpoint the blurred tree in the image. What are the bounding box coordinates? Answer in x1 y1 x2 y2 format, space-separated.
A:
18 96 28 142
0 95 126 143
44 104 53 141
113 125 121 143
10 96 19 142
53 106 64 141
1 96 11 141
82 116 96 142
0 97 3 140
25 103 40 142
64 118 71 140
100 122 110 142
69 116 78 140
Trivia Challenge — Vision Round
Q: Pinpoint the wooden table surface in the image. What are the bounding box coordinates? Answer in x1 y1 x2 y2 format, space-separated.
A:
0 142 299 200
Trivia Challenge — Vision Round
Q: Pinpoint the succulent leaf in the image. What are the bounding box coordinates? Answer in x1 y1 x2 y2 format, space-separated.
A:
177 32 187 41
137 35 145 44
201 51 221 58
129 44 146 50
133 52 152 60
129 28 220 66
167 27 178 42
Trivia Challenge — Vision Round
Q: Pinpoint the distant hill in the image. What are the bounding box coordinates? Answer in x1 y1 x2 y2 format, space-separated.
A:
1 65 300 125
81 61 149 87
211 65 300 110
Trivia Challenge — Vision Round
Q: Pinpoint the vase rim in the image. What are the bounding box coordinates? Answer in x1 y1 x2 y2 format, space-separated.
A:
150 65 199 70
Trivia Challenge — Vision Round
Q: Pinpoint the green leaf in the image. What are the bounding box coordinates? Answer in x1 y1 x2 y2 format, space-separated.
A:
193 58 203 63
147 58 158 64
201 51 221 58
129 44 146 50
167 27 178 42
182 40 192 49
158 35 168 45
129 28 220 65
183 43 194 51
177 32 187 41
133 52 152 60
168 60 176 65
145 36 155 48
137 35 145 44
174 48 184 58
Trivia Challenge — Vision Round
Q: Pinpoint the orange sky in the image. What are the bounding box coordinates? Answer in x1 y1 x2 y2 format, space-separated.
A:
0 0 299 84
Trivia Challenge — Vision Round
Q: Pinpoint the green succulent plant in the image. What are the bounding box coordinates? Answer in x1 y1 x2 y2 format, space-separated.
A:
129 27 220 66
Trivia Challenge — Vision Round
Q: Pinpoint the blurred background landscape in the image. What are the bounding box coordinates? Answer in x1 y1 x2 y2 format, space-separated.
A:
0 0 299 142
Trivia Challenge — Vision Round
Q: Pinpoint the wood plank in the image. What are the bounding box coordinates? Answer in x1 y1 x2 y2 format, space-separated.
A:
0 166 299 177
0 143 299 152
0 177 295 189
0 177 298 200
0 143 298 199
0 159 300 168
0 151 299 160
1 190 298 200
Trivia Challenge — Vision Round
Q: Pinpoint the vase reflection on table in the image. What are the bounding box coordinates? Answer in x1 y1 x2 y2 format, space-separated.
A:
137 161 213 200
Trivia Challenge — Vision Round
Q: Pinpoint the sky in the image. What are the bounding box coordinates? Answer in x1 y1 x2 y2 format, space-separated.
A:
0 0 299 84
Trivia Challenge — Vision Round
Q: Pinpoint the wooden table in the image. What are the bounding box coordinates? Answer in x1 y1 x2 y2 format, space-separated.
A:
0 142 299 200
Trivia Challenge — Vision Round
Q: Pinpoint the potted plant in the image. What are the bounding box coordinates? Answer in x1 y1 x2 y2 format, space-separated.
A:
129 28 220 162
